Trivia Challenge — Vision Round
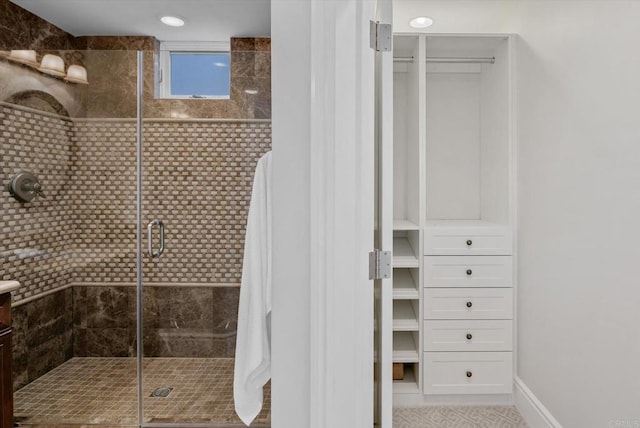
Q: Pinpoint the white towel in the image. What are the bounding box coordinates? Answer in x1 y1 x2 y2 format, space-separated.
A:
234 151 272 426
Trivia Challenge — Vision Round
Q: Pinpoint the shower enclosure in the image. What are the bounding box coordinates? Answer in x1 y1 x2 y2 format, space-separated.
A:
1 44 271 426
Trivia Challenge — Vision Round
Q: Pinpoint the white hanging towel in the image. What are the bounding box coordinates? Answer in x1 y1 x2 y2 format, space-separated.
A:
234 151 272 426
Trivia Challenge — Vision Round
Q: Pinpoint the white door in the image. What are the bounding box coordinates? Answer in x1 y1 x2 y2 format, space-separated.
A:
373 0 393 426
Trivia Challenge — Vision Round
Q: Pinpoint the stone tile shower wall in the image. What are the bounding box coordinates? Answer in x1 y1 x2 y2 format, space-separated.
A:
70 119 271 359
1 39 272 389
82 38 271 120
71 120 271 285
2 106 271 387
0 103 77 302
0 103 76 388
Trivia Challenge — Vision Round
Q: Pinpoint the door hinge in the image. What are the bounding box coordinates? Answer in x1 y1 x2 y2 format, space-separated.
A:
369 249 392 280
369 20 392 52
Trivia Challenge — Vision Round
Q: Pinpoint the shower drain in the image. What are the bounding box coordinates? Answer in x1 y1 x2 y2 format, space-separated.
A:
150 387 173 398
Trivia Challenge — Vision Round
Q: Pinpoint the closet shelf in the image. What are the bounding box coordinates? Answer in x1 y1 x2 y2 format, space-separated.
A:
393 237 419 268
393 331 419 363
424 219 509 229
393 300 419 331
393 364 419 394
393 219 420 231
393 269 419 300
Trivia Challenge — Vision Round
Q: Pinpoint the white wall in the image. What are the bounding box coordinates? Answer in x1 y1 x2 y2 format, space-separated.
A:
395 1 640 426
271 1 311 426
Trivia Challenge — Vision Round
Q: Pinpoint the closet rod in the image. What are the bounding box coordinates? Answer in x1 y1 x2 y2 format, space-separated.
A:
394 56 495 64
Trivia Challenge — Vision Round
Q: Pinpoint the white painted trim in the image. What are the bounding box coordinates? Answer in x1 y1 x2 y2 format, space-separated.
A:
514 376 563 428
308 1 333 426
308 0 375 426
376 1 395 423
509 33 520 380
159 41 230 52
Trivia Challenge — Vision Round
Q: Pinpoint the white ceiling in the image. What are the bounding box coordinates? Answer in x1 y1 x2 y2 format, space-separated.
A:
10 0 270 42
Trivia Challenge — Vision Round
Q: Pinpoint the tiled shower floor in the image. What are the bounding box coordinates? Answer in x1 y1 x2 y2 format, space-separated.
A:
14 357 271 426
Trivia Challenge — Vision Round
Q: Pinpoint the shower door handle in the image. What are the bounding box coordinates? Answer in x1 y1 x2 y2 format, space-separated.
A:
147 219 165 258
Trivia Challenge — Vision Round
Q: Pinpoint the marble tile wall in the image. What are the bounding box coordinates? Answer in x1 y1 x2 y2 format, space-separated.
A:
0 0 75 50
0 0 154 52
12 284 239 390
78 36 156 51
72 286 239 359
1 0 272 387
3 105 270 386
1 0 272 119
12 288 74 390
84 38 271 119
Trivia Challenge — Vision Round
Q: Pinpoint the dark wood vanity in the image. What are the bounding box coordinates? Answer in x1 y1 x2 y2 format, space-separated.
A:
0 292 13 428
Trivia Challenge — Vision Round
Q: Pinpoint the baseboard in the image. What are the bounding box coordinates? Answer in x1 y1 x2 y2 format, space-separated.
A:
514 376 562 428
394 393 513 408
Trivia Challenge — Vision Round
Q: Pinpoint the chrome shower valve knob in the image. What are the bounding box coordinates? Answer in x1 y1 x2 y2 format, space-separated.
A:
7 171 45 202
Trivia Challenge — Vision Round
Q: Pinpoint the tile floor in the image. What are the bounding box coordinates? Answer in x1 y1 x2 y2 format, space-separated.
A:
393 406 529 428
15 358 527 427
14 357 270 426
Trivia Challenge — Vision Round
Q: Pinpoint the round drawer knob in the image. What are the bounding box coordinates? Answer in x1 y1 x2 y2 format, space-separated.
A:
466 240 473 246
466 333 473 340
466 269 472 275
466 301 473 308
466 371 473 378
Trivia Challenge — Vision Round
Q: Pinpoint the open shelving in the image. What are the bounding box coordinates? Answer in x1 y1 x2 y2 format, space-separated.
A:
392 34 424 396
392 268 419 300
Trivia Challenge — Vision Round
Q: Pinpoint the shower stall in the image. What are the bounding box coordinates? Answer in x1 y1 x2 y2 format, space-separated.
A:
1 41 271 426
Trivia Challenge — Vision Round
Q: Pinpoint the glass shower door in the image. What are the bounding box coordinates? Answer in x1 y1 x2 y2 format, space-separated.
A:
139 48 271 425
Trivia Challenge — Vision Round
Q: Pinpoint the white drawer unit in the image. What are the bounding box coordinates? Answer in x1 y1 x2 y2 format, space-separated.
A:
424 223 512 256
423 320 513 352
423 351 513 394
424 288 513 320
392 34 516 399
424 256 513 288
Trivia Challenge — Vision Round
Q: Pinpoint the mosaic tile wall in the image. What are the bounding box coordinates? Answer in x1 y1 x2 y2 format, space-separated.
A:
2 101 271 386
72 119 271 284
2 2 272 384
0 103 77 302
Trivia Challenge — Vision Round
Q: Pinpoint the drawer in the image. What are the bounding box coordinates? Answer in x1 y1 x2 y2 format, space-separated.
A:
423 320 513 351
423 351 513 394
424 225 512 255
424 288 513 320
424 256 512 288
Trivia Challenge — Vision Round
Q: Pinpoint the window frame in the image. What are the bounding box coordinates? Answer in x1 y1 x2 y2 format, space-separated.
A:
158 41 231 100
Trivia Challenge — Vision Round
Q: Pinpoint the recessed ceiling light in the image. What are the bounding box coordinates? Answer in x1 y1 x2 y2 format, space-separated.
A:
409 16 434 29
161 16 185 27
